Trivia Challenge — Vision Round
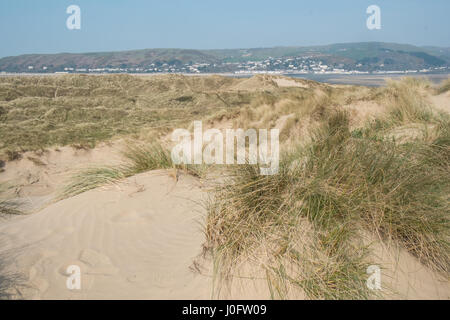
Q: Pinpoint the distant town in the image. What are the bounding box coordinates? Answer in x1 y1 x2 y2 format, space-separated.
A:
1 43 449 75
4 56 449 76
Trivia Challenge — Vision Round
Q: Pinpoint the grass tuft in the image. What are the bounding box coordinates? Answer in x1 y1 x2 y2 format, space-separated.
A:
61 142 209 198
122 143 173 175
61 166 126 199
383 78 433 125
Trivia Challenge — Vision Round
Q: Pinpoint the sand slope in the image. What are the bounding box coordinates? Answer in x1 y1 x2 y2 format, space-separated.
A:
0 142 124 213
0 171 212 299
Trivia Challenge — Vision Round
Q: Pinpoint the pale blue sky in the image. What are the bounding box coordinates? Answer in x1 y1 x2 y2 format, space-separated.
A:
0 0 449 58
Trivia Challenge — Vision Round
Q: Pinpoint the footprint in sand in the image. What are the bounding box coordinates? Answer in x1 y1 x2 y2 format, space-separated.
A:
12 250 57 299
110 210 154 224
78 249 119 276
56 249 119 294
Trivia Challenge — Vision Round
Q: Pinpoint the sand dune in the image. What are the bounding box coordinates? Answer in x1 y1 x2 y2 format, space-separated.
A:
1 168 448 299
0 75 448 300
0 142 124 213
0 171 214 299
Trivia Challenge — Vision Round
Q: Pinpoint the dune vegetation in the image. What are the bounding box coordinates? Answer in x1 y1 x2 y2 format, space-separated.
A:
0 74 271 156
206 110 449 298
0 74 449 299
204 77 449 299
60 142 208 199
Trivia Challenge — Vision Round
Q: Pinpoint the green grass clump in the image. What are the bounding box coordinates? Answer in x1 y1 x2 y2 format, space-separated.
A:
61 166 126 199
61 142 209 198
303 112 449 273
122 143 173 175
205 110 449 299
383 78 433 125
122 143 208 177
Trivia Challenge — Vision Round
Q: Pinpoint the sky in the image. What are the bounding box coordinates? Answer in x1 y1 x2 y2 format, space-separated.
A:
0 0 449 58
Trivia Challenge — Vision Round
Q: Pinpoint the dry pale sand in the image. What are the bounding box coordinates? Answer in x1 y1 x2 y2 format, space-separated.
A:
430 91 450 113
378 245 450 299
0 141 124 213
273 77 309 88
359 232 450 300
0 171 214 299
0 167 275 300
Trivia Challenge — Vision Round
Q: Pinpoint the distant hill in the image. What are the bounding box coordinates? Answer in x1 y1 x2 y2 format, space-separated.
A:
1 42 449 73
0 49 220 72
209 42 449 67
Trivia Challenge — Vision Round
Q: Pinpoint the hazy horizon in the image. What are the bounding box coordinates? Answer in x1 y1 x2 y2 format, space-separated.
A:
1 0 450 58
2 40 450 59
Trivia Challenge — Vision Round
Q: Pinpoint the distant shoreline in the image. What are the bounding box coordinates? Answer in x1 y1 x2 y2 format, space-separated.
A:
288 73 450 87
0 71 449 87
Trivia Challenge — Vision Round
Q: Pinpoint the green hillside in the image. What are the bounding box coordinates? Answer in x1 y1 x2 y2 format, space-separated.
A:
0 42 448 73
